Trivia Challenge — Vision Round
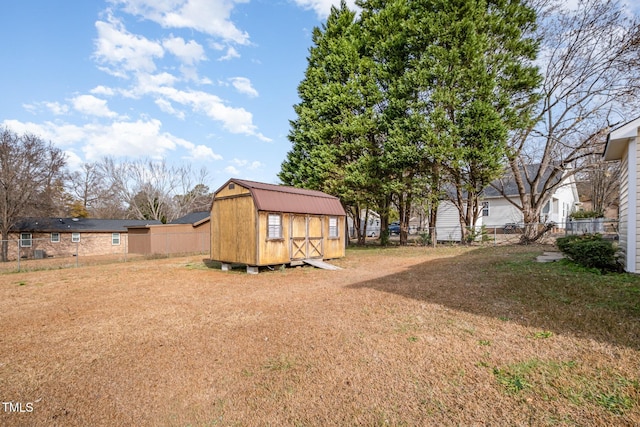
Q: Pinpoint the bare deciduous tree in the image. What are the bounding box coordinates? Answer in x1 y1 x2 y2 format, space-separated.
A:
98 157 210 223
496 0 640 243
580 152 621 215
68 162 108 216
0 127 66 261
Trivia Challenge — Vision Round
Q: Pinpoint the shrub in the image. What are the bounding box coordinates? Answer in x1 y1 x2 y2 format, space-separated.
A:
556 234 619 272
570 210 604 220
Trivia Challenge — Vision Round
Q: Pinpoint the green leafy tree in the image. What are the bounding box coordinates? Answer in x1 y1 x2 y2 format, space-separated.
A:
280 1 383 244
359 0 445 245
416 0 541 243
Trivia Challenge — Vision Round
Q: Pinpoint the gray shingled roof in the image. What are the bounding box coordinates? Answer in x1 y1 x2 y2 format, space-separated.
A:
485 164 563 198
12 218 162 232
169 211 210 225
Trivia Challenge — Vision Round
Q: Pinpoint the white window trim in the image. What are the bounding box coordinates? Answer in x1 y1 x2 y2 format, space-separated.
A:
20 233 32 248
71 232 80 243
329 216 339 238
482 201 489 217
267 213 283 240
51 232 60 243
112 233 121 245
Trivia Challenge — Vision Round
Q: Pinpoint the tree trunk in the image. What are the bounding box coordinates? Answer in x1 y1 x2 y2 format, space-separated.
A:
1 229 9 262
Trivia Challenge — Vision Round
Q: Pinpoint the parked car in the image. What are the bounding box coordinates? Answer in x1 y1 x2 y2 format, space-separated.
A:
389 222 400 235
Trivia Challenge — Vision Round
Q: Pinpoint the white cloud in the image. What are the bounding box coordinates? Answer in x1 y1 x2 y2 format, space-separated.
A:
64 150 85 171
224 165 240 175
23 102 70 116
142 85 271 141
45 102 70 115
291 0 358 18
187 144 223 161
93 15 164 77
229 77 258 98
111 0 251 44
153 99 181 118
230 158 263 171
162 35 206 65
90 85 115 96
1 118 218 162
129 72 179 97
154 98 185 119
71 95 118 118
218 46 240 61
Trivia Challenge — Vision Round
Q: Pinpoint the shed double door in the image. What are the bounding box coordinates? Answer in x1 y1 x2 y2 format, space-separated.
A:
290 215 323 260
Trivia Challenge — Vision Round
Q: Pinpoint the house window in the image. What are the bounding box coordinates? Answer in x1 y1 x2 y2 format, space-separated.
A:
71 232 80 243
51 233 60 243
482 201 489 217
267 214 282 239
329 216 339 238
20 233 32 248
229 183 235 190
112 233 121 245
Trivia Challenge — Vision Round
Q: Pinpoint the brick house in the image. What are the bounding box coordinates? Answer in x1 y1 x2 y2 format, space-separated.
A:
8 217 161 260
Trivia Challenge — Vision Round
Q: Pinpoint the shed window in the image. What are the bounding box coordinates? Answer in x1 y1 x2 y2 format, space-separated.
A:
20 233 32 248
267 214 282 239
71 232 80 243
51 233 60 243
329 216 339 238
112 233 121 245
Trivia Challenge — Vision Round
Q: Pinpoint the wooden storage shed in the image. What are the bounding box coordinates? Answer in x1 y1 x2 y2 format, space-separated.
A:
210 179 346 272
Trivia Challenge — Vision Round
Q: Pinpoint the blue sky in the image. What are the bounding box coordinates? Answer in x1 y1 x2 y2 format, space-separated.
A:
0 0 357 191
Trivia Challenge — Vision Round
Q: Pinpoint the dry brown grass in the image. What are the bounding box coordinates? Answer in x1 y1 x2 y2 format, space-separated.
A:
0 244 638 426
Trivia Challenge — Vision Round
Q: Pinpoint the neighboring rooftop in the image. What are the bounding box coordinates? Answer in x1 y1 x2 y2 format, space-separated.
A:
12 218 162 233
169 211 210 225
484 163 565 198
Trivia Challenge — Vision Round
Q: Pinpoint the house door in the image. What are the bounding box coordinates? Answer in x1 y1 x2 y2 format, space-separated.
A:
290 215 324 260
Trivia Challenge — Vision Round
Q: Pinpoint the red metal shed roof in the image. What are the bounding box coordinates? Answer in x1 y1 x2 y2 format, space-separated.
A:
217 178 346 216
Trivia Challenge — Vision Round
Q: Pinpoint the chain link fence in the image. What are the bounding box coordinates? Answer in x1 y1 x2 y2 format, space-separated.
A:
0 231 210 273
379 220 619 245
0 220 617 273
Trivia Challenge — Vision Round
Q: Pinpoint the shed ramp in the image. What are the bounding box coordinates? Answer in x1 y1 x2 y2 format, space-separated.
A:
303 259 342 270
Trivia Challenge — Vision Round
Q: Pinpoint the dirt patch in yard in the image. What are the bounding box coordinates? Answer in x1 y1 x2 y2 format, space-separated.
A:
0 245 638 426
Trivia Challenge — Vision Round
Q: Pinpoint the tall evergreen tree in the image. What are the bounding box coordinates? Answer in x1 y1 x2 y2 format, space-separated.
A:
279 1 383 244
359 0 443 245
414 0 541 242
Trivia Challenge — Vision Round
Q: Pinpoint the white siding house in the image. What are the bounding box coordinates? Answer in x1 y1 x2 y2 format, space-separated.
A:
435 165 580 241
604 117 640 273
435 200 483 242
482 166 580 230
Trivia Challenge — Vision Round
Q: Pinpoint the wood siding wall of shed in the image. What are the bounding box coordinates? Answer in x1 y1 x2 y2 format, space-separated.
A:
257 211 292 265
211 194 257 265
255 213 346 265
323 216 346 259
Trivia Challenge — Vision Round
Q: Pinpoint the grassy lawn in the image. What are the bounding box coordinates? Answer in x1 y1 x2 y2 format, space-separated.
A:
0 244 638 426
